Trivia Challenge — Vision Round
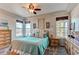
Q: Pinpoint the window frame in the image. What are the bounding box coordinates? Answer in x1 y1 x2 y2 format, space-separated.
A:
16 20 23 37
56 20 69 38
25 22 31 36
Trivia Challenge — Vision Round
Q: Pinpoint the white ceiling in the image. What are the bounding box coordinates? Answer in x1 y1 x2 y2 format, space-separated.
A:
0 3 78 17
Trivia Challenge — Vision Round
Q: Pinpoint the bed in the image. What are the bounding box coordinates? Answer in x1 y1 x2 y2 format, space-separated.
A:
12 36 49 55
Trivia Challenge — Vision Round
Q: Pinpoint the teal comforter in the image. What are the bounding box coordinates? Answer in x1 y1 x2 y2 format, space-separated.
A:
12 37 49 55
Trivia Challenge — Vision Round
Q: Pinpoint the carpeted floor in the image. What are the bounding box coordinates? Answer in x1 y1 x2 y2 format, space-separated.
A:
44 47 68 55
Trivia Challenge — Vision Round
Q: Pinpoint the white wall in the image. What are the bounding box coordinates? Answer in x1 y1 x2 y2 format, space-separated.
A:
26 11 69 37
71 4 79 32
0 9 23 40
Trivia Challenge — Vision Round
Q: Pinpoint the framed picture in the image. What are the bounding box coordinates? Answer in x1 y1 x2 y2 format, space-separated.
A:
46 22 50 28
33 23 36 29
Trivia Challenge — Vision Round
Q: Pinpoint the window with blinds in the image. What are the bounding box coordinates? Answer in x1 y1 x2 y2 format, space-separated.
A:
25 21 31 36
16 20 23 37
56 16 69 38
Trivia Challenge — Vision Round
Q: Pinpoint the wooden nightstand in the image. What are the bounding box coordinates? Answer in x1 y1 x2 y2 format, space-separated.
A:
50 37 59 47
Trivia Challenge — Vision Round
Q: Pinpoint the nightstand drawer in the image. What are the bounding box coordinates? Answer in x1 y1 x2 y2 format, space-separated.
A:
51 39 59 47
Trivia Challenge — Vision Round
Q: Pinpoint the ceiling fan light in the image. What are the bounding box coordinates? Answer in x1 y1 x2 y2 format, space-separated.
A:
23 3 41 14
29 3 34 9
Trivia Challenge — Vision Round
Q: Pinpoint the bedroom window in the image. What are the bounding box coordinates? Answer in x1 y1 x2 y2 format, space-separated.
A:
16 20 23 37
56 20 69 38
25 22 31 36
56 16 69 38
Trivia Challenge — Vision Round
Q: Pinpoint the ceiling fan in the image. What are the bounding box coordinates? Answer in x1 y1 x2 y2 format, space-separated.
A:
23 3 41 14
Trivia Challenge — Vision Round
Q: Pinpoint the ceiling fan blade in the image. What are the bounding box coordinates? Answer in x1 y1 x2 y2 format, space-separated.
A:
34 8 41 11
33 11 37 14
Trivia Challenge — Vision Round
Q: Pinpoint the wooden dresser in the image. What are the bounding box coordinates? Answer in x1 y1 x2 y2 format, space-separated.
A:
0 30 11 54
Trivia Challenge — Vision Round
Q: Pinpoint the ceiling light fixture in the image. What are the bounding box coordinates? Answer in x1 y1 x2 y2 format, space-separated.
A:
23 3 41 14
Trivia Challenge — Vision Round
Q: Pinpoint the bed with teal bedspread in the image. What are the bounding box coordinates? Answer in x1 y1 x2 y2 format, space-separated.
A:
12 37 49 55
